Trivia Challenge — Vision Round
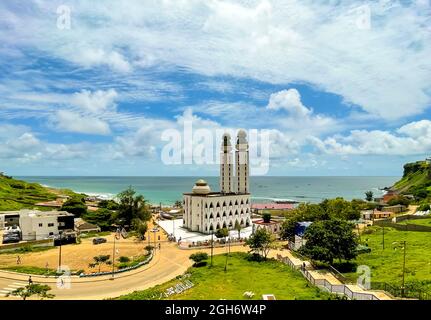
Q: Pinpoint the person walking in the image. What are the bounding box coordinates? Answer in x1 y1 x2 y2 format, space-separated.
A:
158 242 161 250
16 256 21 265
28 276 33 285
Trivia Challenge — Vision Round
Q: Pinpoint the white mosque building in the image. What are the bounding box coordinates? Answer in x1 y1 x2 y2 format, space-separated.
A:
183 130 251 234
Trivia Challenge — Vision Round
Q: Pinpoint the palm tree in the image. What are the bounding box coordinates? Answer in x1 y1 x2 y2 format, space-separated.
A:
116 187 151 229
234 220 242 240
365 191 374 202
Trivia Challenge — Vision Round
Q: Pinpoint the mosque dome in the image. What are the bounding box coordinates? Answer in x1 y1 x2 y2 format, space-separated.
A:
192 179 211 194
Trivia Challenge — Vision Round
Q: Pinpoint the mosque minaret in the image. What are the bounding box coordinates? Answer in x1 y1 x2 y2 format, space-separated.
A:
183 130 251 234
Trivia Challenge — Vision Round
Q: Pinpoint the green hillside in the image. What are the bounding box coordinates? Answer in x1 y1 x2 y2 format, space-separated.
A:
392 161 431 199
0 174 57 211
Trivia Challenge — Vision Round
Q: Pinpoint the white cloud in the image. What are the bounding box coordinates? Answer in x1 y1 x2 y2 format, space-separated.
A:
267 89 311 117
1 1 430 120
54 110 111 135
72 89 118 113
311 120 431 156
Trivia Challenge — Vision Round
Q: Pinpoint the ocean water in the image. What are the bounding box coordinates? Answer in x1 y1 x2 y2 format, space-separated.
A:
18 176 399 205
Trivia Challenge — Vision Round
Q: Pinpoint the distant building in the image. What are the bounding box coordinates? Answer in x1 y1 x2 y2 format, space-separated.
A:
183 131 251 234
289 221 313 251
384 204 407 214
74 218 101 234
251 203 294 214
252 218 282 237
2 209 76 241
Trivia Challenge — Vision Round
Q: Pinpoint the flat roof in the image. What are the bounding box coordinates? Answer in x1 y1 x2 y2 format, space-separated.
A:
252 203 294 210
183 192 250 197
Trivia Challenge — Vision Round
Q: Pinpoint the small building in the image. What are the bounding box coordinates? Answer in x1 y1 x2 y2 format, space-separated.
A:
382 191 399 204
251 203 294 214
361 210 374 220
372 210 395 220
384 204 407 214
289 221 313 251
252 219 282 237
0 212 20 230
18 210 75 241
74 218 101 234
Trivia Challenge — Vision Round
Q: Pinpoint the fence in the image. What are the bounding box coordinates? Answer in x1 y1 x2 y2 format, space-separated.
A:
276 254 381 300
0 238 54 252
373 220 431 232
371 282 431 300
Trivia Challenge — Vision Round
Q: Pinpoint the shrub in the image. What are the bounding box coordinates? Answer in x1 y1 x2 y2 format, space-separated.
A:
189 252 209 267
118 256 130 263
417 203 430 212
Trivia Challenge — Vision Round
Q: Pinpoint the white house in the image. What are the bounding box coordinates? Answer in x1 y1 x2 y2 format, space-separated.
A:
18 210 75 241
183 131 252 234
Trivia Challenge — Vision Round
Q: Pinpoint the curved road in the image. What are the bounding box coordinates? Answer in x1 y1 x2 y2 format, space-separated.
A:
0 243 247 300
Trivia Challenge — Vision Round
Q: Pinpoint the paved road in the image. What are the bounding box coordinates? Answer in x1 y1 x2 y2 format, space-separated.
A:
0 243 244 300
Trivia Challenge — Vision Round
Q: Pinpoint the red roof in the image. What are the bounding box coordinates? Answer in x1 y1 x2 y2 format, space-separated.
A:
252 203 294 210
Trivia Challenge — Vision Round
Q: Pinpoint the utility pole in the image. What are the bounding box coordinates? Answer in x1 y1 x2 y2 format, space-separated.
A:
382 226 385 250
211 231 214 267
58 231 63 272
402 240 406 297
111 232 116 279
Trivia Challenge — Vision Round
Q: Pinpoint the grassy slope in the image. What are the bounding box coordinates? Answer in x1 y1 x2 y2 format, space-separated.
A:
393 161 431 193
0 175 81 211
0 175 58 211
119 253 331 300
344 226 431 291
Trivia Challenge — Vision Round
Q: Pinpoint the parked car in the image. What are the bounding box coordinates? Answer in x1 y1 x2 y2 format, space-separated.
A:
92 237 107 245
2 234 20 244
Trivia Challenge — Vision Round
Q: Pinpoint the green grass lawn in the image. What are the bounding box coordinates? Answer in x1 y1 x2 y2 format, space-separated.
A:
345 226 431 292
119 253 333 300
398 218 431 227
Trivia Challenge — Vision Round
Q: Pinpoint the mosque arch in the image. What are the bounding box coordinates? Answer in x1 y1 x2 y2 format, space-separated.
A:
223 211 227 217
216 212 220 218
209 202 214 208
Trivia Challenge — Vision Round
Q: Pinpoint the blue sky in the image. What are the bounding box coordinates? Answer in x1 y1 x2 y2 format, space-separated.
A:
0 0 430 176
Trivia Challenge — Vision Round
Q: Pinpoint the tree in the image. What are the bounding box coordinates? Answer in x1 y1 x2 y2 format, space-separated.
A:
189 252 209 267
279 215 302 240
299 219 358 265
215 227 229 239
387 195 411 206
174 200 183 208
61 196 87 217
321 198 361 220
262 213 271 223
89 255 111 272
82 208 114 231
116 187 151 228
365 191 374 202
234 220 242 240
7 284 54 300
246 228 274 260
132 219 148 240
98 199 119 210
